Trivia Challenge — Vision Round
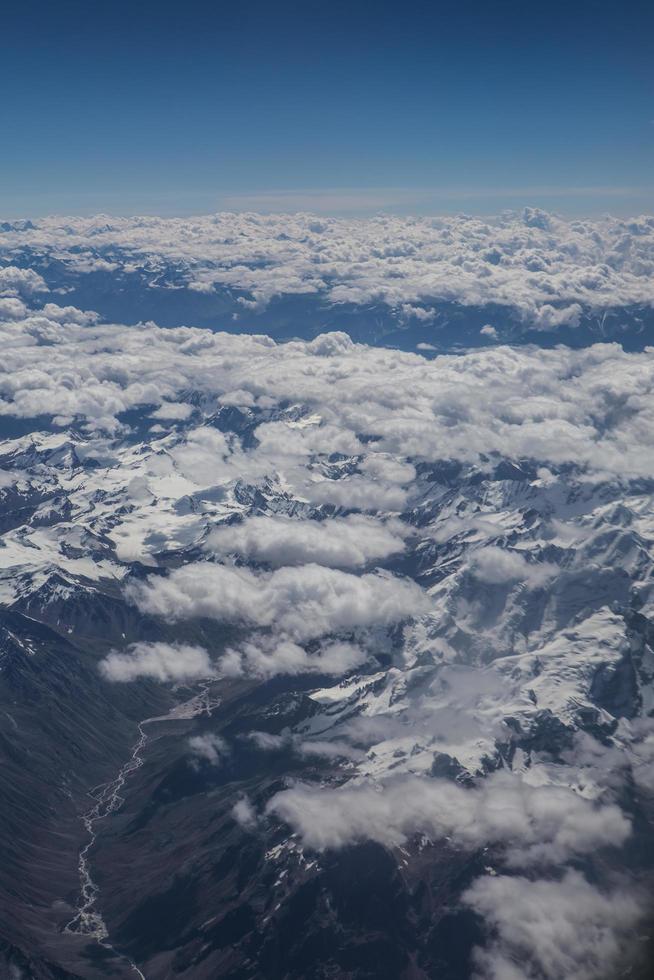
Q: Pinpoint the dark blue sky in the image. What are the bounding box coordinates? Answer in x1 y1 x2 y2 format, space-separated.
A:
2 0 653 216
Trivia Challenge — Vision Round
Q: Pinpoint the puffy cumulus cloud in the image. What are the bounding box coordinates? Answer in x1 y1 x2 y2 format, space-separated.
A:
168 426 231 485
0 265 47 296
1 315 654 478
39 303 100 325
0 297 29 320
464 871 646 980
400 303 436 322
175 426 229 454
187 733 229 765
205 514 406 568
533 302 583 331
219 637 366 679
99 641 215 682
253 420 363 458
149 401 195 420
470 546 558 587
266 770 630 861
128 562 428 642
306 331 355 356
247 731 288 750
1 316 653 479
303 475 409 512
232 796 258 828
3 212 654 327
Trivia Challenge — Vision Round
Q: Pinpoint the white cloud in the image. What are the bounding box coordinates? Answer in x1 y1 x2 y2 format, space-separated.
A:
39 303 99 326
220 637 367 678
99 641 215 682
266 770 630 861
470 546 558 587
1 216 652 977
0 266 47 296
253 420 363 458
232 796 258 828
533 302 583 331
127 562 429 643
464 871 646 980
0 297 29 319
188 733 229 765
150 401 194 420
205 514 406 568
168 426 231 485
4 211 654 328
0 316 653 478
306 331 355 356
303 476 409 512
400 304 435 322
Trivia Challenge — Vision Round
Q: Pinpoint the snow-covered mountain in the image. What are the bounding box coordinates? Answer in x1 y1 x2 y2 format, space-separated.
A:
1 238 654 979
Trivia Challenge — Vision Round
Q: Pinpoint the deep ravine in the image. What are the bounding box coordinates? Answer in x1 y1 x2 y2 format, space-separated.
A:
64 684 220 978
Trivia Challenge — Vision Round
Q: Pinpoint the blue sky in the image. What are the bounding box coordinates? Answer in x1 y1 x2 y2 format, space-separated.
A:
2 0 653 217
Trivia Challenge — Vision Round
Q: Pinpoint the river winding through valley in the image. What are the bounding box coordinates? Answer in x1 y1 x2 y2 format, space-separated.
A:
64 684 220 978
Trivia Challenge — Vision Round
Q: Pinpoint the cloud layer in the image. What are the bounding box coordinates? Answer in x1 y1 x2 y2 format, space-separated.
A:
2 210 654 329
128 562 428 642
100 641 215 682
205 514 406 568
266 771 630 863
1 316 654 478
464 871 646 980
